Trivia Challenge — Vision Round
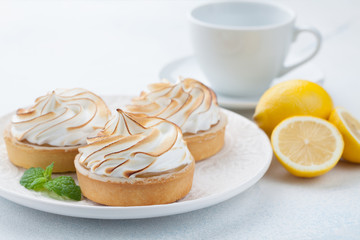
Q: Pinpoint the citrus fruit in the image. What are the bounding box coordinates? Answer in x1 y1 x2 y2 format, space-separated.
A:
329 107 360 163
271 116 344 178
253 79 333 136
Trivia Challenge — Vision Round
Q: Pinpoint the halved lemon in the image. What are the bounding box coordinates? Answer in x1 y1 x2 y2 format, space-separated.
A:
329 107 360 163
271 116 344 177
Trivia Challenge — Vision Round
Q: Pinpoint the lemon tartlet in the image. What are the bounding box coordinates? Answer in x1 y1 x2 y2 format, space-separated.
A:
75 109 195 206
4 88 111 172
126 78 227 161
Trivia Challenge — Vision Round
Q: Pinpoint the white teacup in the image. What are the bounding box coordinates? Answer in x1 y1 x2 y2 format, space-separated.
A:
189 1 322 97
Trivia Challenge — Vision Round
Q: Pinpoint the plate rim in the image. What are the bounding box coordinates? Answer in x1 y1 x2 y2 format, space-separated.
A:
0 108 273 219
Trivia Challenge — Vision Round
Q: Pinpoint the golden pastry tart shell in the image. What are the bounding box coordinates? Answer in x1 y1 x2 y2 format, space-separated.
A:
74 155 195 206
184 112 227 162
4 128 78 173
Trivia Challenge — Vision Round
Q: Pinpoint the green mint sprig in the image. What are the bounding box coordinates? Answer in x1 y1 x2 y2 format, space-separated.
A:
20 163 81 201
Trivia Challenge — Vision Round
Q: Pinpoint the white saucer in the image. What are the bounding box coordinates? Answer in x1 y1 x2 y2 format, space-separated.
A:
159 56 325 109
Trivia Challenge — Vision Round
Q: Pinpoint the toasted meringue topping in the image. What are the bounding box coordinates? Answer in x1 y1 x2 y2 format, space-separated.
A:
11 88 111 146
126 78 221 134
78 109 193 178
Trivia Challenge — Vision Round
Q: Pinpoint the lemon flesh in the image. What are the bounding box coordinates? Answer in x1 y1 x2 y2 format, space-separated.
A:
329 107 360 163
254 80 333 136
271 116 344 178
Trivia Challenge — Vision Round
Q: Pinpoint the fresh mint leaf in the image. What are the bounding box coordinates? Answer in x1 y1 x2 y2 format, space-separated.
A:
44 176 81 201
43 162 54 181
20 163 81 201
29 177 47 191
20 167 45 189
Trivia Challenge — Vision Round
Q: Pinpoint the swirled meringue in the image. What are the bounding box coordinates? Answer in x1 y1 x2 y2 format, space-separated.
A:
11 88 111 147
126 78 221 134
78 109 193 178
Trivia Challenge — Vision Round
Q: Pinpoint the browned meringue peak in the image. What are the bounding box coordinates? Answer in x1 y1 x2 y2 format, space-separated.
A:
126 78 221 134
11 88 111 147
78 109 193 178
96 110 158 137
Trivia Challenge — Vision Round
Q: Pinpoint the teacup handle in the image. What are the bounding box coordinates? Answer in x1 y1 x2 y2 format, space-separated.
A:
278 25 322 76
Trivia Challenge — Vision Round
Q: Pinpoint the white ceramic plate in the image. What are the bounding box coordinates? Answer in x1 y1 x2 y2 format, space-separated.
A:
159 55 325 109
0 96 272 219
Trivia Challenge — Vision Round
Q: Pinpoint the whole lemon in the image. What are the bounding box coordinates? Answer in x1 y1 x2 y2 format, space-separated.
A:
253 79 333 136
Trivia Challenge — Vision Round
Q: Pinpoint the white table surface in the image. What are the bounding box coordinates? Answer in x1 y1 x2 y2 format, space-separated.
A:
1 0 360 239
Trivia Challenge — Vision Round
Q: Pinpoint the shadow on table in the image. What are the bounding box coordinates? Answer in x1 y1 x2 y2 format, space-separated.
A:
0 183 265 239
264 153 360 190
